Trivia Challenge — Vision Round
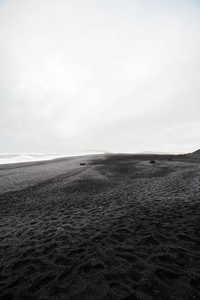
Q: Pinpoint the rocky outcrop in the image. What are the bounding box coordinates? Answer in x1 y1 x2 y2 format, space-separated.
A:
187 149 200 158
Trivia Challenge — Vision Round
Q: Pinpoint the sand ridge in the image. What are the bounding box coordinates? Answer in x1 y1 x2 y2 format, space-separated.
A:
0 154 200 299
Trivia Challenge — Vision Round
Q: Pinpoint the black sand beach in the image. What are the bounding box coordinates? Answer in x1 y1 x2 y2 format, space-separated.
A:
0 153 200 300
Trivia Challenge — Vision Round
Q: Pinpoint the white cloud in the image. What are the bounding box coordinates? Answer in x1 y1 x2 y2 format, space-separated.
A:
0 0 200 153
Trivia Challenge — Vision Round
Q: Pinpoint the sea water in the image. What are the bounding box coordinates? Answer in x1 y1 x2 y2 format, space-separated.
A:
0 153 70 164
0 151 102 165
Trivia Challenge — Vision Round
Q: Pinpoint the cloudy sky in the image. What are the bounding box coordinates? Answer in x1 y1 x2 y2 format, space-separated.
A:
0 0 200 154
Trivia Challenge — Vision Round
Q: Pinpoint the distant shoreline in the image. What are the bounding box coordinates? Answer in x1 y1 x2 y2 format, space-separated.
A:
0 151 199 171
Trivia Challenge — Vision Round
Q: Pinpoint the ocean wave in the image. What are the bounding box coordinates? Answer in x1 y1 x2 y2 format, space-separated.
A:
0 153 67 164
0 151 105 165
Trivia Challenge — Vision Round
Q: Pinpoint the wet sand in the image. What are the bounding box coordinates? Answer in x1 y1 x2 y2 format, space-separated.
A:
0 154 200 300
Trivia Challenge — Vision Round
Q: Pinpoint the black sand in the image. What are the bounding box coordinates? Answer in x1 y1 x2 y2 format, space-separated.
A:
0 154 200 300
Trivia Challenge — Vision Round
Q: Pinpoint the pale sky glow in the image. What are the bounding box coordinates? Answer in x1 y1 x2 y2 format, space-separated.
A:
0 0 200 154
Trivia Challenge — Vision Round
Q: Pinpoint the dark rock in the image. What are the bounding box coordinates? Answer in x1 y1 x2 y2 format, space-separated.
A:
188 149 200 158
80 163 85 165
149 160 156 164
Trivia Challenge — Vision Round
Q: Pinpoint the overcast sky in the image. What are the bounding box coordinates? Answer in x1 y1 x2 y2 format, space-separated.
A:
0 0 200 154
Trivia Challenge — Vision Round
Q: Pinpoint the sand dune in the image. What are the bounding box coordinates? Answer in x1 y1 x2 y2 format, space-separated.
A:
0 154 200 299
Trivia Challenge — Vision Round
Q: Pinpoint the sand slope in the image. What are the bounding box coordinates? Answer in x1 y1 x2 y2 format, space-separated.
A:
0 154 200 299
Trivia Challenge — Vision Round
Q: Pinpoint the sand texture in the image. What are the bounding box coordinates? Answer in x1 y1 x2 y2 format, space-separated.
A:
0 154 200 300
